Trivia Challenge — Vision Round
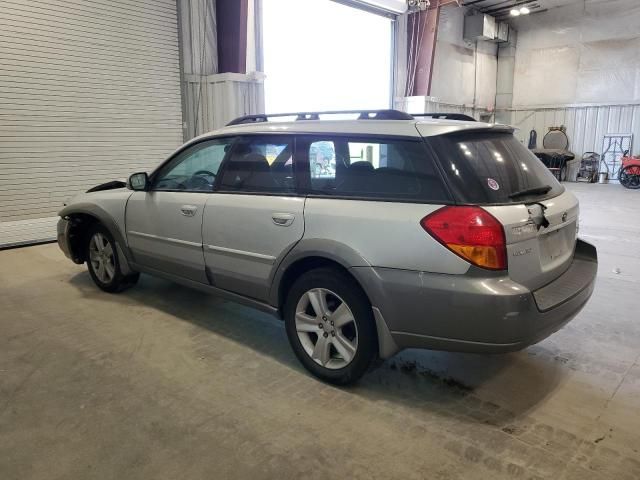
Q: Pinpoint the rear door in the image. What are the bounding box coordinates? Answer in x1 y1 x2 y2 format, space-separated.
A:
300 134 463 274
425 129 578 290
202 135 304 301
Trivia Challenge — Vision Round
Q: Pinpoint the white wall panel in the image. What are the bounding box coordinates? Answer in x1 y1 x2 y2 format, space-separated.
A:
0 0 183 245
511 0 640 108
431 5 497 110
395 96 491 122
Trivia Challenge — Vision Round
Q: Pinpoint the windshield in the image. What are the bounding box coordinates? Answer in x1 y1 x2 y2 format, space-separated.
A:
429 132 564 204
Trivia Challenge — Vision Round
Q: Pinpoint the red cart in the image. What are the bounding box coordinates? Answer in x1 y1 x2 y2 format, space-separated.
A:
619 155 640 189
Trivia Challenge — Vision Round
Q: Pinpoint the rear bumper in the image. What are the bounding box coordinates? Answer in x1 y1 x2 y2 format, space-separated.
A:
353 239 597 356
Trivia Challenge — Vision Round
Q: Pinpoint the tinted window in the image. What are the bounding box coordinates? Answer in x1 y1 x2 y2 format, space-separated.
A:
306 137 450 202
153 138 234 192
218 136 295 193
431 132 564 204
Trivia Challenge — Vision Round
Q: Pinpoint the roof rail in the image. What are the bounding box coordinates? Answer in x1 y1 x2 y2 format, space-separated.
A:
226 109 414 126
412 113 477 122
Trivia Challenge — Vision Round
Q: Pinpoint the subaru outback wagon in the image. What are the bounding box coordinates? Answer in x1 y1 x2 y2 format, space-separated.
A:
58 110 598 384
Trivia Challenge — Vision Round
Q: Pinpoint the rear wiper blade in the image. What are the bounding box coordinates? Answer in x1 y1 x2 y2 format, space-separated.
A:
508 185 552 199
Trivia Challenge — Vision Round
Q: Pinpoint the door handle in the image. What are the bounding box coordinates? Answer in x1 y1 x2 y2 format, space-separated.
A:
272 213 294 227
180 205 198 217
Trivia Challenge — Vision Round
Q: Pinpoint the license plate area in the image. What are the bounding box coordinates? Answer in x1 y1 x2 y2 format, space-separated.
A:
539 222 575 263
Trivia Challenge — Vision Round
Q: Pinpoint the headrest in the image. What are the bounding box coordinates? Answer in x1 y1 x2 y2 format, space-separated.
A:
348 161 374 172
241 153 270 171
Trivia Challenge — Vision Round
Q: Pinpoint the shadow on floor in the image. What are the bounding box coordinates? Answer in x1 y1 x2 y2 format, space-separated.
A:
68 270 566 427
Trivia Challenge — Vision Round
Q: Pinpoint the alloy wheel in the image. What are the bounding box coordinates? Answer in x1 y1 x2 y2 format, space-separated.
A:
294 288 358 369
89 232 115 283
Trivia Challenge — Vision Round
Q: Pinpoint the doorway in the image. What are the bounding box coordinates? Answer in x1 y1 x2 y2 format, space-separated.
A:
262 0 394 113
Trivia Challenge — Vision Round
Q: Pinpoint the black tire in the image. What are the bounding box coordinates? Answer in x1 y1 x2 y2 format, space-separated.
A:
619 166 640 189
85 223 139 293
284 267 378 385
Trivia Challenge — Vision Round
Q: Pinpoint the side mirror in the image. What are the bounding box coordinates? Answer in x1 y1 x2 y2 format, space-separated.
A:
127 172 149 191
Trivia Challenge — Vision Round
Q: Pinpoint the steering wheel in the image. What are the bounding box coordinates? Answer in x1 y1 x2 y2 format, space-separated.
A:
193 170 216 178
185 170 216 190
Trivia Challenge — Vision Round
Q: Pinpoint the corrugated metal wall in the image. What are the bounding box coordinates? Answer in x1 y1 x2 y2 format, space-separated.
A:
503 104 640 157
424 101 492 120
184 73 265 138
0 0 183 246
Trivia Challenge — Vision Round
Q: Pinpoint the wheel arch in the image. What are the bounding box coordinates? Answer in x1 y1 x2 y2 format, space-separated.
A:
63 212 100 263
59 203 132 267
270 239 373 316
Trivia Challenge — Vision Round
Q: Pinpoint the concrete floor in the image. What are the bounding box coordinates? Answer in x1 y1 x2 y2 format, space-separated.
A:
1 182 639 480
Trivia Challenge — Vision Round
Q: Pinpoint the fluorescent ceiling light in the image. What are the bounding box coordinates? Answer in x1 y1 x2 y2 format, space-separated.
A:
510 8 520 16
520 6 530 14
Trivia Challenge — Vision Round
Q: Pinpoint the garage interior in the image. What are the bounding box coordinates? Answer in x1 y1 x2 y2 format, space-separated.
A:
1 0 640 479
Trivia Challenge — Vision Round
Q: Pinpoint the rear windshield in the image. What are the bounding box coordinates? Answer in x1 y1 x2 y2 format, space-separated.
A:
430 132 564 204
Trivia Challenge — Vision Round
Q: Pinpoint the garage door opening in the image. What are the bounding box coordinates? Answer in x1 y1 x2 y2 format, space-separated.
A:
262 0 393 113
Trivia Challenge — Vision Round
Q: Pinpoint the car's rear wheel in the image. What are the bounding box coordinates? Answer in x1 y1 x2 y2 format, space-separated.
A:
86 224 139 293
284 267 378 385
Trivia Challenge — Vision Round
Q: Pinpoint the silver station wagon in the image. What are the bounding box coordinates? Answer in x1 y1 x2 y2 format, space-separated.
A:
58 110 598 384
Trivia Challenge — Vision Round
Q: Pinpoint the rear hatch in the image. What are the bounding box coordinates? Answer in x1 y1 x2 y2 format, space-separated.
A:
423 126 578 290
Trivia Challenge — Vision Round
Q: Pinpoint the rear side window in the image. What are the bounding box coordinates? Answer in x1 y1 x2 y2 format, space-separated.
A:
430 132 564 204
305 137 450 203
218 136 295 193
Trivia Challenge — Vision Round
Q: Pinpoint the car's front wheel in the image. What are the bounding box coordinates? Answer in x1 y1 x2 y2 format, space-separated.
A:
284 267 378 385
86 224 139 293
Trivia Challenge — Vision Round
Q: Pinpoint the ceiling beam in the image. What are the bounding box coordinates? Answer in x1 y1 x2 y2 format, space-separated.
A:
474 0 514 11
461 0 494 5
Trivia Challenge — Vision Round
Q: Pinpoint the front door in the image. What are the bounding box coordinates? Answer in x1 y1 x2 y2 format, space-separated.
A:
203 135 305 300
126 138 235 283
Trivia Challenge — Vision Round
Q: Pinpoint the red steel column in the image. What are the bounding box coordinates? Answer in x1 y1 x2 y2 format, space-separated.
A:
407 0 456 96
216 0 248 74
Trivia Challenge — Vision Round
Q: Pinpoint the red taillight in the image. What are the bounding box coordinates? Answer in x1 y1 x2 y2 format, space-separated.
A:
420 206 507 270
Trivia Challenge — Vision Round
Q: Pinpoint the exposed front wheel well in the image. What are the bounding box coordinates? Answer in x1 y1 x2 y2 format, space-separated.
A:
65 213 100 263
277 256 368 317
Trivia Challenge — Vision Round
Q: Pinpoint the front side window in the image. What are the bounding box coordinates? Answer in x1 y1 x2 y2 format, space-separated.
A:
153 138 234 192
218 136 295 193
305 136 450 202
